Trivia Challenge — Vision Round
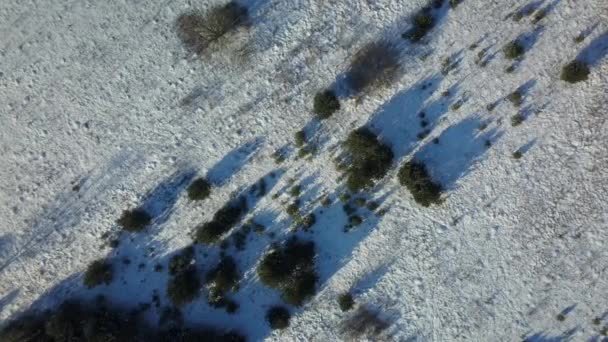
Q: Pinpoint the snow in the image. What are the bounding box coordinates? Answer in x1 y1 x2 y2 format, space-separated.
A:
1 0 607 340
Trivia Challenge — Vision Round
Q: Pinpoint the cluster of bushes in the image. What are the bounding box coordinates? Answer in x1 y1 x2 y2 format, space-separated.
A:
176 1 249 55
346 41 401 94
195 197 247 244
342 128 394 192
117 208 151 232
164 246 201 307
83 259 114 288
398 160 442 207
205 256 240 311
0 300 245 342
257 237 318 305
339 306 389 339
187 178 212 201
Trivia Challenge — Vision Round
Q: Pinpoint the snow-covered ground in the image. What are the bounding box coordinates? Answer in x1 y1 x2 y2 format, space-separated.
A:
1 0 607 340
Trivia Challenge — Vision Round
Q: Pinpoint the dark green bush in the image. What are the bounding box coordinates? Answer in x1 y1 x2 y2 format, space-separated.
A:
286 201 300 217
117 208 151 232
290 185 302 197
561 60 590 83
398 161 442 207
340 307 389 339
187 178 211 201
511 113 525 127
195 197 247 244
338 293 355 312
503 40 525 60
449 0 463 9
83 259 113 288
257 237 318 305
167 266 201 307
507 90 523 107
346 41 400 94
513 151 523 159
343 128 394 192
206 256 240 300
414 13 434 30
294 130 306 147
168 246 195 276
176 2 249 55
266 306 291 330
313 90 341 119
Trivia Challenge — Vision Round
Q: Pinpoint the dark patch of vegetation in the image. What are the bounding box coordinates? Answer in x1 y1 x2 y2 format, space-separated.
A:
511 113 525 127
346 41 401 94
257 237 318 306
294 130 306 147
176 2 249 55
340 306 389 339
167 266 201 307
168 246 195 276
561 60 590 83
266 306 291 330
290 185 302 197
513 150 523 159
206 256 240 302
187 178 211 201
532 8 547 24
505 64 516 73
313 90 341 119
449 0 463 9
398 160 442 207
195 197 247 244
343 128 394 192
83 259 113 289
338 293 355 312
286 201 300 217
366 201 379 211
0 299 245 342
404 10 436 43
504 40 525 60
117 208 151 232
348 215 363 227
507 90 523 107
354 198 366 207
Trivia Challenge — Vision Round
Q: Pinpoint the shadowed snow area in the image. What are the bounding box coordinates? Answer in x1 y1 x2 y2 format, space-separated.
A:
1 0 607 341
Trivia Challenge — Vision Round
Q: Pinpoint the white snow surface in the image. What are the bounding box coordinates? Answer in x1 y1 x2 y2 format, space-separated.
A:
1 0 608 341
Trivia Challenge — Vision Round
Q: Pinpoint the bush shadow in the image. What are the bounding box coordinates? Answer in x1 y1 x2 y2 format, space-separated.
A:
206 137 264 186
575 30 608 66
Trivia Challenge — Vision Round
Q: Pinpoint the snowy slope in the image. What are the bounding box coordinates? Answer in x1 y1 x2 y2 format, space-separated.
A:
1 0 607 340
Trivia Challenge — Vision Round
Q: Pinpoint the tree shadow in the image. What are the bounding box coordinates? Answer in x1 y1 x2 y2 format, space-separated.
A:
0 289 20 316
576 30 608 66
413 116 504 190
523 328 578 342
206 137 263 186
140 168 197 227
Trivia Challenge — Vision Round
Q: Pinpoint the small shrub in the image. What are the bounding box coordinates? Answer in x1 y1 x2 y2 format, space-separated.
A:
354 198 366 207
592 317 602 325
561 60 590 83
257 237 318 305
556 313 566 321
414 13 434 30
169 246 195 276
117 208 151 232
343 128 394 192
294 130 306 147
83 259 113 288
449 0 463 9
176 2 249 55
187 178 211 201
398 161 442 207
286 202 300 217
346 41 400 94
507 90 523 107
338 293 355 312
513 151 523 159
290 185 302 197
505 64 516 73
167 267 200 307
349 216 363 227
574 33 586 43
503 41 525 60
266 306 290 330
195 197 247 244
313 90 340 119
206 256 240 300
511 113 525 127
532 8 547 24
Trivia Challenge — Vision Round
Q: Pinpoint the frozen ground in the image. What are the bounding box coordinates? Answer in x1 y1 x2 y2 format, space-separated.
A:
1 0 607 340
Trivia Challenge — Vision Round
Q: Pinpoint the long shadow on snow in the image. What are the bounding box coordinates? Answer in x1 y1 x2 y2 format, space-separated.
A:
413 116 504 190
575 30 608 66
206 137 263 186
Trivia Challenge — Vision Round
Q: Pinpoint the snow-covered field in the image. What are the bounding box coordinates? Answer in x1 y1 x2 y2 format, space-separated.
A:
1 0 607 340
